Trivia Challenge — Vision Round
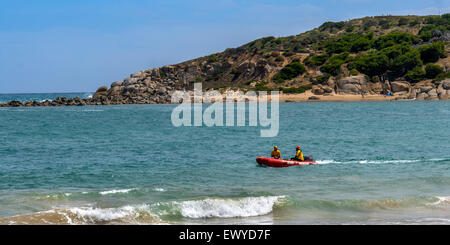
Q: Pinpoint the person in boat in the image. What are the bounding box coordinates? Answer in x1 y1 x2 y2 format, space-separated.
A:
271 146 281 159
291 146 304 161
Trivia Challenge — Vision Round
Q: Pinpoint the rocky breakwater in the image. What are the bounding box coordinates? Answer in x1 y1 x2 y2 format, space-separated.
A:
0 64 197 107
0 97 89 107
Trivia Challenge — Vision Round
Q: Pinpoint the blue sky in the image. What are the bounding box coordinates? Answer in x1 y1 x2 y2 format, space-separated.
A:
1 0 449 93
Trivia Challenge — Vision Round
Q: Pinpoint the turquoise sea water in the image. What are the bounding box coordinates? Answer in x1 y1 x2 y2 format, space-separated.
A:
0 93 93 103
0 95 449 224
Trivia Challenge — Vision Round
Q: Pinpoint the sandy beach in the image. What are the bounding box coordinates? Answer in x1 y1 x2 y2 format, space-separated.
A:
279 91 397 102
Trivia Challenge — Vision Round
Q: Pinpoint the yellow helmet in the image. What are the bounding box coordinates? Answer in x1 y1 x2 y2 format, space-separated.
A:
274 146 278 149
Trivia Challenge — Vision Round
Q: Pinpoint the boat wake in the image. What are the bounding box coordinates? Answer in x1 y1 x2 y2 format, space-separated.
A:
316 158 450 165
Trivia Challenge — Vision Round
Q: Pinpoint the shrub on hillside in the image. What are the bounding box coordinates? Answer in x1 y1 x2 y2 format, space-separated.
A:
405 66 426 83
323 33 372 54
398 17 409 26
280 84 313 94
378 19 391 29
425 63 444 79
353 52 389 77
418 42 446 63
373 32 418 50
320 52 349 75
350 36 373 52
304 54 329 67
389 49 422 76
433 71 450 82
273 60 306 83
409 20 420 27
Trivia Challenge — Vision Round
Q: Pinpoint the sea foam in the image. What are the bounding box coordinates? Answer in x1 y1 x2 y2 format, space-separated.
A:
174 196 285 219
99 188 137 195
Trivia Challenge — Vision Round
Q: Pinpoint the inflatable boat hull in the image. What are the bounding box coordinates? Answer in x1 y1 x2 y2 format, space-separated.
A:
256 156 317 168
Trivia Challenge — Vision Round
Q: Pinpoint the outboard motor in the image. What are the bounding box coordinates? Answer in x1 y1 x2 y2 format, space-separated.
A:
304 156 313 161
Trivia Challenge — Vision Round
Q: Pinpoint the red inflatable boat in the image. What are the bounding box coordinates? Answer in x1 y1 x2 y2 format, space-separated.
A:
256 156 318 168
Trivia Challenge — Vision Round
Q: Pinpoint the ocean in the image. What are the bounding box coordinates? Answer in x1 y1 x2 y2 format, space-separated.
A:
0 93 93 104
0 93 449 224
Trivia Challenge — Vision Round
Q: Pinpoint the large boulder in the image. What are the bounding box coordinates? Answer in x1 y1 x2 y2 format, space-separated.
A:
438 87 449 100
93 86 109 100
7 100 23 107
408 89 417 99
442 79 450 90
390 81 410 93
416 93 429 100
368 82 383 94
427 89 438 97
111 81 123 87
95 86 108 93
312 85 325 95
322 86 333 93
418 86 433 93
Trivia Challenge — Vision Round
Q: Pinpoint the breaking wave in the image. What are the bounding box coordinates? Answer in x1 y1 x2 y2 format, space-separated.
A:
99 188 137 195
0 196 285 225
173 196 285 219
3 195 450 225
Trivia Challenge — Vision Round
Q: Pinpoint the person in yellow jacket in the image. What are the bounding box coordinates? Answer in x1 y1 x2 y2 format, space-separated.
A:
271 146 281 159
292 146 304 161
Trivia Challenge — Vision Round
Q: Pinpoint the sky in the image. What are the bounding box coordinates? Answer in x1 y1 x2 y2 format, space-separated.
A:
1 0 449 93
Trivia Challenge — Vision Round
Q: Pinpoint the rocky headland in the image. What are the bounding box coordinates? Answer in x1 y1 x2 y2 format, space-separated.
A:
2 14 450 107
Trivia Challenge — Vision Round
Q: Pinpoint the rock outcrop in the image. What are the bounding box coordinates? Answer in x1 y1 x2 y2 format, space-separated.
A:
336 75 368 94
390 81 410 93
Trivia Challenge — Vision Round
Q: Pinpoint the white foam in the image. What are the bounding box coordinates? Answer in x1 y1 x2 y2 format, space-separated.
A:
175 196 285 219
65 206 139 223
154 188 166 192
316 160 335 165
316 159 431 165
430 196 450 206
99 188 137 195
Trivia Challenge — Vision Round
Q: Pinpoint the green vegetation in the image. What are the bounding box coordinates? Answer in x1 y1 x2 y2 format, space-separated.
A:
322 33 374 54
253 81 270 91
378 19 391 29
208 55 217 63
193 77 203 83
409 20 420 27
280 84 313 94
419 14 450 41
353 52 389 77
200 14 449 90
433 71 450 82
159 70 166 78
349 69 359 76
319 21 345 31
418 42 446 63
273 59 306 83
425 63 444 79
405 66 426 83
373 32 418 50
398 17 409 26
320 52 350 75
314 74 332 84
304 54 328 67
